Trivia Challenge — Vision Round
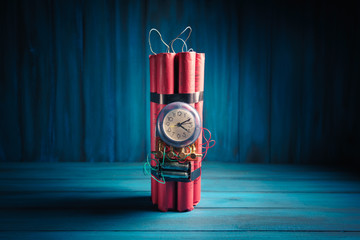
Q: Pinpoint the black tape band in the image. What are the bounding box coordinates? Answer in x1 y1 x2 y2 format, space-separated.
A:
151 167 201 182
190 167 201 181
150 91 204 104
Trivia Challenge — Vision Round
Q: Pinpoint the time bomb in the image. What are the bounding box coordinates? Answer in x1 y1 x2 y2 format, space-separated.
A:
145 27 213 212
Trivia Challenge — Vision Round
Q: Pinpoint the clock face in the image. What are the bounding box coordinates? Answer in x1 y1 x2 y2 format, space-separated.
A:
162 109 195 142
157 102 201 148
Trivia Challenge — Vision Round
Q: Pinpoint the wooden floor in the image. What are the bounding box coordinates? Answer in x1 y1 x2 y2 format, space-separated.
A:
0 162 360 239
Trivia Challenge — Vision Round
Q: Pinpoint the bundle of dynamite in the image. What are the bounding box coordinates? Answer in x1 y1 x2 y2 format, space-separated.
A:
146 27 213 212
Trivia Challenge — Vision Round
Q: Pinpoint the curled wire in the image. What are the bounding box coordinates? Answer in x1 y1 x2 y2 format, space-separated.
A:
170 37 188 53
143 151 165 184
144 127 215 182
201 128 216 161
170 26 192 53
148 28 170 55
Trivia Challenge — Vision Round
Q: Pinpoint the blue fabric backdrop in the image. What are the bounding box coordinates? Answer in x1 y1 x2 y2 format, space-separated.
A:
0 0 359 163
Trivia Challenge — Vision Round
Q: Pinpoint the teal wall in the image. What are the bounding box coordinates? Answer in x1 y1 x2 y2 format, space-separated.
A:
0 0 359 164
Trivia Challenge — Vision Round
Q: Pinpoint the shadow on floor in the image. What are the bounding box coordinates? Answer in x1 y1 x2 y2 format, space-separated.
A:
71 196 158 214
3 195 159 215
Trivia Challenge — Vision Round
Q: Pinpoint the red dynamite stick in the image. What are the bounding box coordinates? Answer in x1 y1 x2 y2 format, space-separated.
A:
156 53 176 212
194 53 205 205
177 52 196 212
149 55 158 205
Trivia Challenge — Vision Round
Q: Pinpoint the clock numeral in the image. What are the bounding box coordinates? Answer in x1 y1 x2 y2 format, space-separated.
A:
166 122 170 126
167 117 173 122
177 134 181 139
184 113 187 118
189 123 193 128
172 132 175 136
172 112 176 117
182 132 187 138
177 111 182 116
167 127 171 132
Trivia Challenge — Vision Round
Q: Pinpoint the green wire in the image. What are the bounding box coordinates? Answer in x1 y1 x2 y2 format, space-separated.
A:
162 147 166 165
171 146 192 161
144 145 193 184
146 153 158 171
151 173 165 184
143 153 165 184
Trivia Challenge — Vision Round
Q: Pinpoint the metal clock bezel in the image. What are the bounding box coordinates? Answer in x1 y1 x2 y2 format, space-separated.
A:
156 102 201 148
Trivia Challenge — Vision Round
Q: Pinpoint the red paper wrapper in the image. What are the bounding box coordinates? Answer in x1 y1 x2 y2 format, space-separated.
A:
194 53 205 205
177 52 196 212
149 55 158 205
149 51 205 212
155 53 176 212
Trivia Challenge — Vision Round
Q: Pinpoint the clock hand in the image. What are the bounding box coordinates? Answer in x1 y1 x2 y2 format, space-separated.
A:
179 118 191 125
178 124 189 132
169 123 184 128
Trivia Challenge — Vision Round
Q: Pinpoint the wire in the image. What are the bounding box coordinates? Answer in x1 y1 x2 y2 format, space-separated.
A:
170 37 188 53
171 146 192 163
151 172 165 184
144 128 215 182
148 28 170 54
201 128 216 161
170 26 192 53
143 153 165 184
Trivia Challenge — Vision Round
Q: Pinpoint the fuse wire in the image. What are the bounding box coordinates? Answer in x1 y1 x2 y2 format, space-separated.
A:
148 28 170 54
170 38 188 53
170 26 192 53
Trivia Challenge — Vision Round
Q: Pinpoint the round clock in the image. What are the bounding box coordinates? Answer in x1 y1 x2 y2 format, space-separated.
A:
156 102 201 148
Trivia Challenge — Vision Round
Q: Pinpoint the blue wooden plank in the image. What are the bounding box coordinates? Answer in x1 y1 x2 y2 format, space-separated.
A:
1 191 360 210
269 4 304 164
0 162 356 180
0 0 22 162
82 0 116 162
1 231 360 240
2 0 58 162
0 163 359 235
238 1 272 163
0 162 353 172
269 2 360 164
52 0 84 162
1 177 360 193
1 208 360 231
